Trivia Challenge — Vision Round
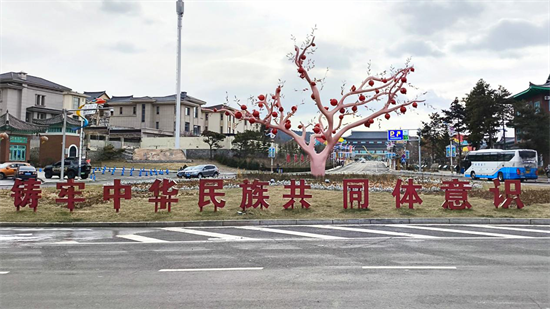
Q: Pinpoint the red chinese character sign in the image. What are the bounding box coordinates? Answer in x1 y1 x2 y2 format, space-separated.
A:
489 179 524 209
149 179 179 212
392 179 422 209
343 179 369 209
11 179 42 212
56 179 85 212
239 179 269 210
283 180 312 209
441 179 472 210
103 179 132 212
198 179 226 212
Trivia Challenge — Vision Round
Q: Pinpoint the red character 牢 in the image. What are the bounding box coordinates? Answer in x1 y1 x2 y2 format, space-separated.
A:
11 178 42 212
103 179 132 212
239 179 269 210
441 179 472 210
149 179 179 212
198 179 225 212
56 179 85 212
343 179 369 209
283 179 312 209
490 179 524 209
392 179 423 209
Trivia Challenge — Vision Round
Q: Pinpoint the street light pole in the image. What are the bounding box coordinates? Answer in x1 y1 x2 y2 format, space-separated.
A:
417 129 422 173
60 109 67 180
174 0 184 149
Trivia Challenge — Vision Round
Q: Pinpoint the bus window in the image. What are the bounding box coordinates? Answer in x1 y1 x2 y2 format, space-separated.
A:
519 151 536 159
503 152 515 161
487 153 498 161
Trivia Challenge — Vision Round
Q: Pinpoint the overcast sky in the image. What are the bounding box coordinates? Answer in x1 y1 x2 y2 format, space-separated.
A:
1 0 548 135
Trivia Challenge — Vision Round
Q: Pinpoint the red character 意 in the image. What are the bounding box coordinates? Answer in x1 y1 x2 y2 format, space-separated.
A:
283 179 312 209
239 179 269 210
198 179 226 212
441 179 472 210
343 179 369 209
392 178 423 209
11 178 42 212
56 179 85 212
149 179 179 212
103 179 132 212
490 179 524 209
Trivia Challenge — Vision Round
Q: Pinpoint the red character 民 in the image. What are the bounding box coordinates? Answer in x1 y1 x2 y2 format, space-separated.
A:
198 179 226 212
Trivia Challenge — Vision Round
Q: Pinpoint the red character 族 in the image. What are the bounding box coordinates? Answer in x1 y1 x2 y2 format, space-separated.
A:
103 179 132 212
489 179 524 209
56 179 85 212
11 178 42 211
239 179 269 210
343 179 369 209
441 179 472 210
283 179 312 209
198 179 226 212
392 179 422 209
149 179 179 212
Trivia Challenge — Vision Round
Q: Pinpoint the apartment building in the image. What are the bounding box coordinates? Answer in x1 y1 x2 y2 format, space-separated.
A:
202 104 261 134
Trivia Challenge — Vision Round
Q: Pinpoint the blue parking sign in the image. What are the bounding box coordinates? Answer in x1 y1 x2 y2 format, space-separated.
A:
387 130 404 141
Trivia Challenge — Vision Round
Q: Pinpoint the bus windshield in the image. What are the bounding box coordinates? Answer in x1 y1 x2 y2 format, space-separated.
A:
519 151 536 160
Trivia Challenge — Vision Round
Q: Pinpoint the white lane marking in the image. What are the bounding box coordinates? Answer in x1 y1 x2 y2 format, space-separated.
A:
362 266 456 270
159 267 263 272
161 227 254 240
237 226 347 240
54 240 79 244
312 225 438 239
117 234 168 243
393 225 532 239
465 225 550 234
0 271 10 274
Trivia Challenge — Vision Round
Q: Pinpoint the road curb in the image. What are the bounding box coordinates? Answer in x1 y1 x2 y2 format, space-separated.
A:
1 217 548 228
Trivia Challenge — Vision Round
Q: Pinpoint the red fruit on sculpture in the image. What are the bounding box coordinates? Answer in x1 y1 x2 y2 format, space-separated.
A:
298 67 305 74
330 99 338 106
413 102 418 108
364 122 370 128
411 67 415 72
400 88 407 94
258 103 264 108
368 80 374 86
332 130 336 134
285 122 291 129
235 111 242 119
272 129 278 134
369 119 374 124
311 43 316 47
310 82 316 87
340 108 345 114
279 107 284 112
213 108 217 112
352 106 358 112
359 95 365 101
272 95 276 100
339 115 344 120
291 106 297 112
390 99 396 105
225 111 230 116
401 77 407 83
313 127 320 133
271 111 278 117
375 89 380 94
351 85 356 92
241 105 247 110
253 110 260 117
311 94 315 100
300 54 306 60
382 78 387 83
385 113 390 120
400 106 406 113
249 118 256 124
276 87 281 93
298 125 303 129
324 106 329 110
258 95 265 101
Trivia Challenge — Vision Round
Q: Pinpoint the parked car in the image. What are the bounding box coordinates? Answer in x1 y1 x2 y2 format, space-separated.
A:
0 162 31 180
44 158 92 179
15 165 38 181
177 165 219 179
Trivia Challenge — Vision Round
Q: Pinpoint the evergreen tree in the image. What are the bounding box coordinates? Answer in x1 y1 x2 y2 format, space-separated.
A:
442 97 466 163
421 113 449 165
202 130 226 159
508 101 550 161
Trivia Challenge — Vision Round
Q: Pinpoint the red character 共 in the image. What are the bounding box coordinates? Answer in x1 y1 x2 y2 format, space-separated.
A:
489 179 524 209
239 179 269 210
441 179 472 210
343 179 369 209
103 179 132 212
198 179 226 212
11 178 42 212
56 179 85 212
392 179 422 209
283 179 312 209
149 179 179 212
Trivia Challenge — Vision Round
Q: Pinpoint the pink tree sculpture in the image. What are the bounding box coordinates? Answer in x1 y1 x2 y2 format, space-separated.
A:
208 34 424 177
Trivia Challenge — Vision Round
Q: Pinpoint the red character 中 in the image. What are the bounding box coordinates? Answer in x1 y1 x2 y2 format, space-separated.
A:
283 179 312 209
490 179 524 209
56 179 85 212
441 179 472 210
11 178 42 212
392 179 423 209
343 179 369 209
103 179 132 212
239 179 269 210
198 179 226 212
149 179 179 212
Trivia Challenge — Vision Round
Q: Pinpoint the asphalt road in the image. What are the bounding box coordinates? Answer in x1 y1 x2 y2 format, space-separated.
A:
1 224 549 309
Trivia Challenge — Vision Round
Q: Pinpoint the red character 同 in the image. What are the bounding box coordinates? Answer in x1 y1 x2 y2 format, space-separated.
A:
56 179 85 212
343 179 369 209
11 178 42 212
149 179 179 212
392 179 423 209
239 179 269 210
198 179 226 212
283 179 312 209
103 179 132 212
489 179 524 209
441 179 472 210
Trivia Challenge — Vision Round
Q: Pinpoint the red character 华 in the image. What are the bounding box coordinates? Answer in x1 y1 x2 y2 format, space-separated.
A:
11 178 42 212
239 179 270 210
149 179 179 212
198 179 226 212
392 178 423 209
283 179 312 209
103 179 132 212
343 179 369 209
56 179 85 212
489 179 524 209
441 179 472 210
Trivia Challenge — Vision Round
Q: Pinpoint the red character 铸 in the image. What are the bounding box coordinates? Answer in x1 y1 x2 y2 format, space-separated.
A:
11 178 42 212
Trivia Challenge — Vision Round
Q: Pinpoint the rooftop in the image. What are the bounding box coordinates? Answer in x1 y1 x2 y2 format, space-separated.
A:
513 74 550 100
0 72 71 92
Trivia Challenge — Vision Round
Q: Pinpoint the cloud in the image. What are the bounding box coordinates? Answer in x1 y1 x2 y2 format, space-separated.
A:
108 41 143 54
100 0 141 15
387 39 444 58
309 41 356 71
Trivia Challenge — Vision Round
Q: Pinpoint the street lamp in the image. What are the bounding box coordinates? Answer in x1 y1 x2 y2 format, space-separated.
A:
174 0 184 149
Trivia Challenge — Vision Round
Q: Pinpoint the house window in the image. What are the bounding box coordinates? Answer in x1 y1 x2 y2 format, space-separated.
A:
534 101 541 113
174 122 176 130
133 106 136 115
156 122 159 129
156 106 160 115
141 104 145 123
186 107 190 116
35 94 45 106
193 125 201 135
184 122 190 132
72 97 80 110
220 126 223 134
194 107 198 118
35 113 46 120
205 113 209 121
220 113 223 121
174 106 176 114
119 107 123 115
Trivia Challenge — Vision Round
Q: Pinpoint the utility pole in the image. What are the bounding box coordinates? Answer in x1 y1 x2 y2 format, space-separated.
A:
174 0 184 149
417 129 422 173
60 109 67 180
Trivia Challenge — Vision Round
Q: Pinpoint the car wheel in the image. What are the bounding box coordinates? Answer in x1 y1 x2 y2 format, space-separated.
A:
497 172 504 182
0 173 5 180
213 172 219 178
45 171 52 179
470 171 477 180
81 174 88 180
177 174 182 179
66 171 76 179
198 173 203 179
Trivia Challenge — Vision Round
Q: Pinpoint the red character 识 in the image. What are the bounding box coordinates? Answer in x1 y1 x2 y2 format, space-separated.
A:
283 179 312 209
198 179 226 212
149 179 179 212
490 179 524 209
11 178 42 212
103 179 132 212
239 179 270 210
392 178 423 209
56 179 85 212
441 179 472 210
343 179 369 209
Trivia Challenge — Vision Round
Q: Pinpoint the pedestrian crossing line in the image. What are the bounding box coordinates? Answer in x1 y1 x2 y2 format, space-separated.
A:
237 226 347 240
161 227 255 241
0 271 9 274
117 234 169 243
312 225 439 239
465 225 550 234
392 225 533 239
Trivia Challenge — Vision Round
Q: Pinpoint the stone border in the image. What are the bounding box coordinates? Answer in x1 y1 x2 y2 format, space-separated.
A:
0 217 548 227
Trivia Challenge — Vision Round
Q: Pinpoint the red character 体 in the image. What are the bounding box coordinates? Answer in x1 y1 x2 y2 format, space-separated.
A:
343 179 369 209
441 179 472 210
283 180 312 209
56 179 85 212
149 179 179 212
392 179 423 209
198 179 225 212
11 178 42 212
239 179 269 210
103 179 132 212
489 179 524 209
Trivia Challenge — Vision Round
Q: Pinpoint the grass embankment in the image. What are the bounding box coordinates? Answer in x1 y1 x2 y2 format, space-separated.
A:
94 159 240 173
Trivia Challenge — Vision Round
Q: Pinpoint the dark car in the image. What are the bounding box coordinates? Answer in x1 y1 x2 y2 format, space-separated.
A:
177 165 219 179
15 165 38 181
44 158 92 179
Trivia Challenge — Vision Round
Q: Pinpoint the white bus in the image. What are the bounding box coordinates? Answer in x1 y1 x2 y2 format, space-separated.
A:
463 149 538 181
